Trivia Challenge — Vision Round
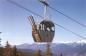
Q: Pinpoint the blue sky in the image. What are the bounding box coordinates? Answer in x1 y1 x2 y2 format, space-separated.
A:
0 0 86 45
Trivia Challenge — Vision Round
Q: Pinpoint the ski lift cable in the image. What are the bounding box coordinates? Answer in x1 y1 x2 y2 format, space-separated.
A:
55 23 86 40
39 0 86 28
7 0 86 41
48 5 86 28
7 0 43 18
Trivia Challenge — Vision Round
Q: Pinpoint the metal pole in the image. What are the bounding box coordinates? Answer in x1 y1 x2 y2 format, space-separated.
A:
39 0 49 19
44 2 47 19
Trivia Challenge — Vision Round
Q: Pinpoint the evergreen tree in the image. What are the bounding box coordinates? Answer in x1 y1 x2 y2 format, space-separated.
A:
3 41 13 56
0 47 3 56
3 41 25 56
60 53 63 56
57 52 63 56
35 49 41 56
46 44 52 56
12 45 18 56
17 51 25 56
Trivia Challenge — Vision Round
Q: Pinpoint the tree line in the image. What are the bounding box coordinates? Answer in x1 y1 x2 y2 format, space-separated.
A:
0 41 63 56
0 41 25 56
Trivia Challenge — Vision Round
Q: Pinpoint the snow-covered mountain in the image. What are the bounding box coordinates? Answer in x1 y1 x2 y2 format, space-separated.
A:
16 42 86 56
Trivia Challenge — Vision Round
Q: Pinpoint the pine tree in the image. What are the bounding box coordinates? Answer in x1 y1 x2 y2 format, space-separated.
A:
57 52 63 56
46 44 52 56
3 41 13 56
60 53 63 56
35 49 41 56
12 45 18 56
0 47 3 56
17 51 25 56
